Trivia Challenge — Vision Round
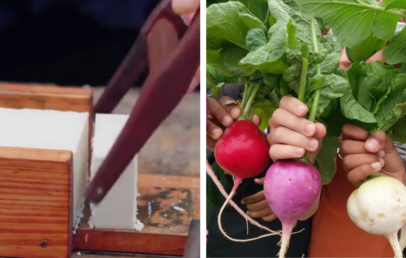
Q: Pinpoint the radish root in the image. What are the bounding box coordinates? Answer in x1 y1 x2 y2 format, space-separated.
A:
217 179 281 242
387 232 403 258
206 159 280 234
277 223 294 258
399 223 406 251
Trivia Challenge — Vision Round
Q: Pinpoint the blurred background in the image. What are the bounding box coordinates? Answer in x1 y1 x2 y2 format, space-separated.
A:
0 0 194 88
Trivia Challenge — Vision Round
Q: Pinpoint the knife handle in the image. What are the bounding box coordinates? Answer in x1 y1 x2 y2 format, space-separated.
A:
94 0 188 114
86 9 200 203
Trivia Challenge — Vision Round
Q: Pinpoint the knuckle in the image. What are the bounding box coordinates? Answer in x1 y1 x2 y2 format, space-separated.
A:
342 156 352 169
272 108 283 122
273 127 284 139
341 141 350 155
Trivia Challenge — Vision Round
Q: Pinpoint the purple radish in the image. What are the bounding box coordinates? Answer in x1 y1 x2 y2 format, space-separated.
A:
264 160 321 258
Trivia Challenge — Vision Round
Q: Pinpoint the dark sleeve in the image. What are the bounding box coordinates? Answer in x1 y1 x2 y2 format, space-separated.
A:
395 142 406 169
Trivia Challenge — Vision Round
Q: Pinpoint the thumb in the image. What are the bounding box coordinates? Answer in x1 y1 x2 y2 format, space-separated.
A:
364 130 396 155
254 177 265 185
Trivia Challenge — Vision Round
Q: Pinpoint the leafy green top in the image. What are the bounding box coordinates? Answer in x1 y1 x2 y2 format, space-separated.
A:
206 0 406 184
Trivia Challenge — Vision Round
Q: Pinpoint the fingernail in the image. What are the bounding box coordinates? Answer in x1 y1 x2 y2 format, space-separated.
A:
212 128 221 139
305 124 315 134
379 150 385 158
379 158 385 166
295 148 305 155
371 162 382 170
254 178 260 183
222 116 233 126
231 108 240 118
309 139 318 149
297 105 306 114
366 138 379 150
241 199 245 204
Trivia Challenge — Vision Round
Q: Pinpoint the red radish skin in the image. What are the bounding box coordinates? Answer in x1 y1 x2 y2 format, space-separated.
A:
214 120 281 241
215 120 270 178
264 160 321 258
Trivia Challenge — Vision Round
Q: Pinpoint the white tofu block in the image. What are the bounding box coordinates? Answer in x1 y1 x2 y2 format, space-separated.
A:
90 114 143 230
0 107 89 230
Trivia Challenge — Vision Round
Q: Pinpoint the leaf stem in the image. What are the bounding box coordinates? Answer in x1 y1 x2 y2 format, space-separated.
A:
207 73 221 98
241 83 261 120
298 58 309 102
308 19 322 123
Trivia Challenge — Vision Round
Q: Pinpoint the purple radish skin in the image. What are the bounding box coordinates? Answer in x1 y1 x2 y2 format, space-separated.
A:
264 160 321 258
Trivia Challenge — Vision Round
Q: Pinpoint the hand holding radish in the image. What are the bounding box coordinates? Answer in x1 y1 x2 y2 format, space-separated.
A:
241 177 276 222
206 97 260 152
339 124 405 186
267 96 326 164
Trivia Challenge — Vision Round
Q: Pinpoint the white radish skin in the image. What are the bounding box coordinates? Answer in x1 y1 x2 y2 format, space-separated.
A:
347 176 406 258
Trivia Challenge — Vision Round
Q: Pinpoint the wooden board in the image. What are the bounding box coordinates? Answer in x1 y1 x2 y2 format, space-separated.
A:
0 146 73 258
0 82 93 112
74 174 200 256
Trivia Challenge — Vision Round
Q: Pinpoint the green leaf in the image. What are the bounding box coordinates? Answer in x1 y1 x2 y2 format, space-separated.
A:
383 27 406 64
309 74 326 91
319 31 342 74
268 0 320 49
340 91 377 124
375 73 406 130
246 28 267 52
388 115 406 144
384 0 406 10
239 12 267 33
237 0 269 21
346 34 387 63
283 64 300 83
253 100 278 130
315 135 340 185
207 65 240 83
207 2 250 50
297 0 401 48
320 74 350 98
221 45 249 77
207 49 235 77
239 20 290 74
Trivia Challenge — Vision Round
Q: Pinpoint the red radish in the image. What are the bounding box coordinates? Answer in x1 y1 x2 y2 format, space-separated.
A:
215 120 270 178
264 160 321 258
214 120 278 241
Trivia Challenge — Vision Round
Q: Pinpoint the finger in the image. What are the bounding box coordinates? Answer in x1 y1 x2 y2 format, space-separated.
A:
252 114 261 127
206 135 217 152
342 124 370 141
208 98 233 127
343 153 383 172
262 213 277 222
269 144 305 161
218 96 241 120
340 140 368 157
279 95 308 117
254 177 265 185
364 130 396 155
347 162 383 187
172 0 200 14
268 127 319 152
207 119 222 140
270 108 316 137
241 191 265 205
313 122 327 140
246 199 270 211
247 207 273 218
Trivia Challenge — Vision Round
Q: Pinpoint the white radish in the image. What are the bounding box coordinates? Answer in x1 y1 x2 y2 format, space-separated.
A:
347 176 406 258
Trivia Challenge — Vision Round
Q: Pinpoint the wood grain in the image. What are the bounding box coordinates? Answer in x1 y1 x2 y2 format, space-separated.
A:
0 146 73 258
75 174 199 256
0 82 93 112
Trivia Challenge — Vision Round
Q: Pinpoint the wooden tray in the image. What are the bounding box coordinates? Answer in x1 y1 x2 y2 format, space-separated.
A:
0 83 200 257
74 174 200 256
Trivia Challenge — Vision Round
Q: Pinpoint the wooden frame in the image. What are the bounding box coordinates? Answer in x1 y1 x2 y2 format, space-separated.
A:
0 83 200 257
0 147 73 258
